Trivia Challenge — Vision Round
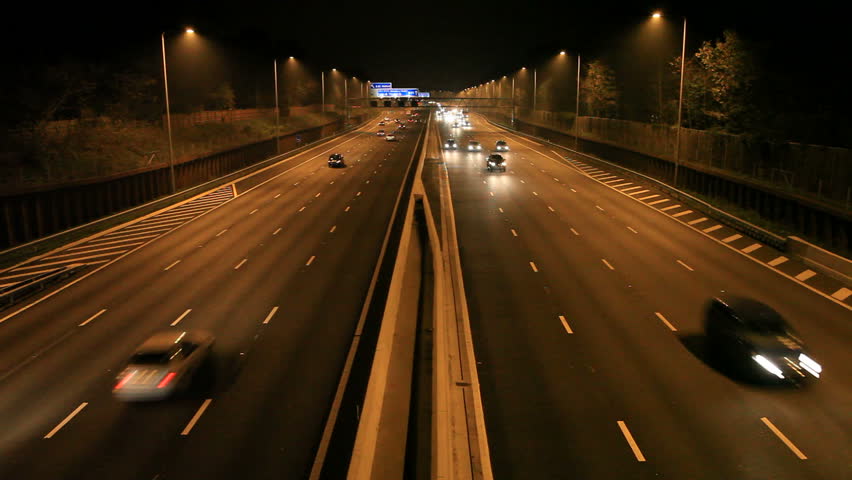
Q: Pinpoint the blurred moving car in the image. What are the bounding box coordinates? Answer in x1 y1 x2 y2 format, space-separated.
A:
328 153 345 167
386 134 397 141
495 140 510 151
378 121 386 126
444 138 458 150
452 122 460 128
113 330 214 401
377 129 386 136
467 140 482 151
486 153 507 172
704 296 821 383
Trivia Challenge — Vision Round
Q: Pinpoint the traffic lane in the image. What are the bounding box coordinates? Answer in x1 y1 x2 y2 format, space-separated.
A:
0 125 414 466
471 124 850 477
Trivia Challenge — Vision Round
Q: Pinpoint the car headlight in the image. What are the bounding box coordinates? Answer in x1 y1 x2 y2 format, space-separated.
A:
798 353 822 378
752 354 785 379
445 144 449 148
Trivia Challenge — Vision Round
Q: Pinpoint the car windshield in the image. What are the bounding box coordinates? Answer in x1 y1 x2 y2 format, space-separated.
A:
490 156 502 161
497 141 506 145
745 316 788 335
130 350 172 364
470 142 479 145
330 154 342 160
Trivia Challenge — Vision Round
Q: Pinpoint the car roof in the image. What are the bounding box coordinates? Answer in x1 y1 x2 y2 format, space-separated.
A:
137 331 188 352
716 296 787 326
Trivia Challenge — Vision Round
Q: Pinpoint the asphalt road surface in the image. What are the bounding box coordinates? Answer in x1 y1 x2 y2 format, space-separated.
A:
0 113 423 479
437 112 851 480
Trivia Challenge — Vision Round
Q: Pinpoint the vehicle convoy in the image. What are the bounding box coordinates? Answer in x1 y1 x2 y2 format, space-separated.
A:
113 330 215 401
486 153 507 172
328 153 346 167
704 296 821 383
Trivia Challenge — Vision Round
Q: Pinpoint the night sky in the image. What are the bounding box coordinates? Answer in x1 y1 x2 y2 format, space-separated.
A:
4 1 845 94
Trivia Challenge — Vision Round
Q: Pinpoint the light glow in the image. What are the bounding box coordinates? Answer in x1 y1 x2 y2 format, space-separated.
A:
157 372 178 389
798 353 822 377
753 355 785 379
652 12 662 18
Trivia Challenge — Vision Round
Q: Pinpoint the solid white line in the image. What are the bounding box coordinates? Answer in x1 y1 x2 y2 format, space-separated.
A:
742 243 762 253
529 261 539 272
299 206 306 212
655 312 677 331
164 260 181 271
638 194 659 201
548 206 555 212
795 270 816 281
47 244 136 258
306 255 316 266
235 259 247 270
73 236 155 249
181 399 213 436
249 209 258 215
273 228 282 235
703 225 723 233
34 249 126 262
262 306 279 324
570 228 580 236
216 229 228 237
44 403 88 439
602 259 615 270
79 309 106 327
628 190 650 196
647 199 670 206
673 210 694 218
0 269 59 281
768 256 788 266
10 253 128 271
832 287 851 301
617 421 646 461
660 204 681 211
559 315 573 334
627 227 639 234
330 225 337 233
722 234 742 243
761 417 807 460
677 260 694 271
171 309 192 326
511 229 518 237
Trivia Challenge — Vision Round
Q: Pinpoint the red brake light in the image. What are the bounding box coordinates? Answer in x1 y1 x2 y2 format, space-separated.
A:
114 370 136 390
157 372 177 388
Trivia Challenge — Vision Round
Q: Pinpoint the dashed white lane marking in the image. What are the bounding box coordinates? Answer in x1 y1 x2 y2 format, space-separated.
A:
44 402 88 439
621 186 642 192
274 193 281 198
366 180 371 184
638 194 659 201
330 225 337 233
570 188 577 193
677 260 694 271
768 256 788 266
181 399 213 436
617 421 646 462
356 192 362 196
559 315 573 334
655 312 677 331
548 206 555 212
760 417 807 460
315 192 322 198
490 192 494 196
628 190 650 196
216 229 228 237
596 205 604 211
306 255 316 266
532 191 539 196
483 180 486 184
570 228 580 236
529 262 539 272
722 234 743 243
294 182 300 186
234 259 247 270
330 181 335 185
273 228 282 235
262 306 279 325
832 287 852 301
498 208 504 213
742 243 762 253
703 225 723 233
79 309 107 327
673 210 694 218
660 204 681 211
345 206 351 212
795 270 816 281
511 229 518 237
164 260 181 271
520 180 526 184
627 227 639 234
553 177 560 181
299 206 306 212
249 209 258 215
171 309 192 326
602 259 615 270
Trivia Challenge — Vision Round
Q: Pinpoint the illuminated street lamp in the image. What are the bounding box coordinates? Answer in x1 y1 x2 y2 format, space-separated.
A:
274 58 280 153
160 27 195 193
653 11 687 186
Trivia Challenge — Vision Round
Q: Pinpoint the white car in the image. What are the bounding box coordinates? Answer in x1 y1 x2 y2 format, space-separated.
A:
377 130 386 136
113 330 214 401
386 134 397 141
467 140 482 151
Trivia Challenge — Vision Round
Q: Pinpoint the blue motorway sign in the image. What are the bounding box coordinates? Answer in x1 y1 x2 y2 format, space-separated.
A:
370 82 392 89
374 88 420 98
418 92 431 97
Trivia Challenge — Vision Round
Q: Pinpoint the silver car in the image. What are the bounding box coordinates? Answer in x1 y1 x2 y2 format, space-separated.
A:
113 330 214 401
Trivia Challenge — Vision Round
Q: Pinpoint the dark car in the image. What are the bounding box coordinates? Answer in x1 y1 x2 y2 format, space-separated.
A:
486 153 507 172
328 153 345 167
704 296 821 383
444 138 458 150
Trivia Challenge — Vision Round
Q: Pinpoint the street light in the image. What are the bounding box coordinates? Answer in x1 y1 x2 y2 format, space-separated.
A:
274 58 280 153
160 27 195 194
575 54 581 150
652 11 687 186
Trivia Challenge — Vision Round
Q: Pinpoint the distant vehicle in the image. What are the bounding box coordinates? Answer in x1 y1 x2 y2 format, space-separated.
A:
463 120 471 127
113 330 214 401
377 129 386 136
398 124 407 129
378 121 386 126
386 134 397 141
444 138 458 149
383 117 390 121
452 122 460 128
495 140 509 151
467 140 482 151
328 153 345 167
486 153 507 172
704 296 821 383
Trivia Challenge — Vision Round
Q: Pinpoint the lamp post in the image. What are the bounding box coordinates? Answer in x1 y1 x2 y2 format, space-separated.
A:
575 54 581 151
533 68 537 112
160 27 194 194
511 76 515 125
344 77 348 120
274 59 280 154
653 11 687 187
321 71 325 113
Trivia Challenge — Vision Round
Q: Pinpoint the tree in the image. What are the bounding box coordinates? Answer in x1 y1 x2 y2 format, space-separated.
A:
582 60 618 118
695 30 757 132
207 82 236 110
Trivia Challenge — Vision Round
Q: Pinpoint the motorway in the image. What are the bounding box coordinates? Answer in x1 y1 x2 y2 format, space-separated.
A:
436 112 851 479
0 113 423 479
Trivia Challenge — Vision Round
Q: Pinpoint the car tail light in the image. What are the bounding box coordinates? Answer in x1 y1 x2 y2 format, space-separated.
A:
114 370 136 390
157 372 178 389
